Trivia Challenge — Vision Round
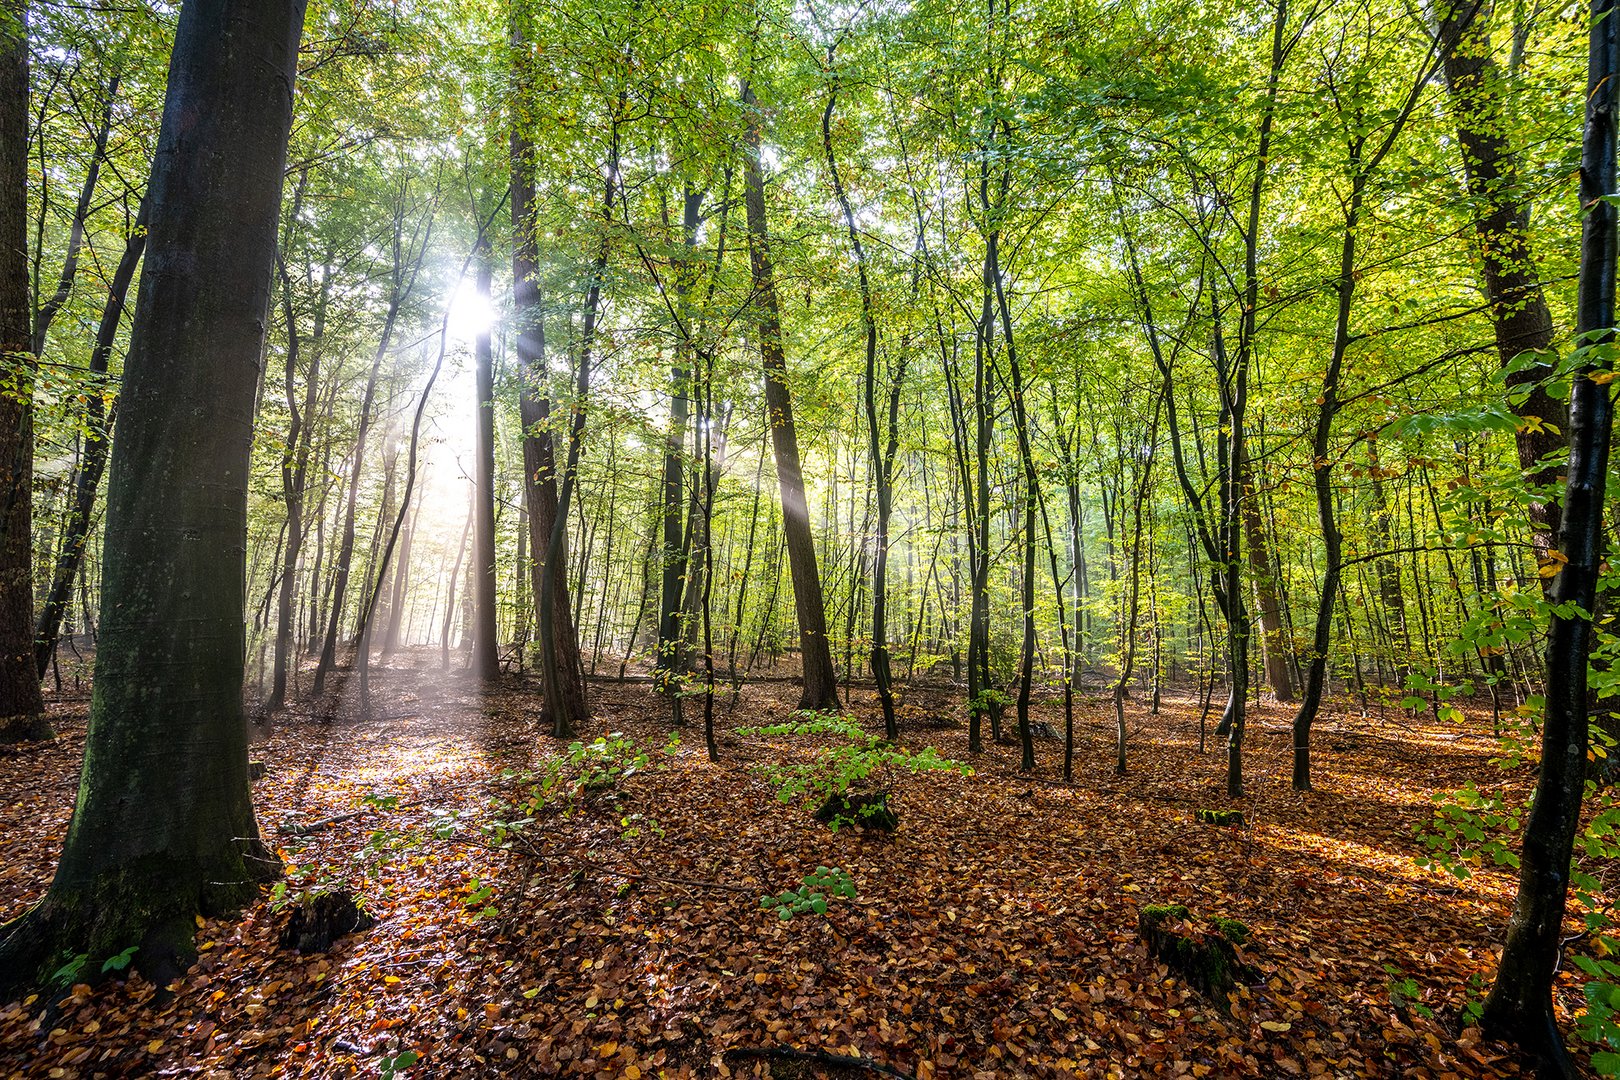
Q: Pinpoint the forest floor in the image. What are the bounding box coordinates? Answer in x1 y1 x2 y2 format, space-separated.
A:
0 650 1571 1078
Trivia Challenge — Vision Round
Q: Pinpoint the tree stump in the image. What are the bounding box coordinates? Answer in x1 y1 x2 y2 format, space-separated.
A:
814 791 898 831
279 891 375 953
1137 904 1250 1011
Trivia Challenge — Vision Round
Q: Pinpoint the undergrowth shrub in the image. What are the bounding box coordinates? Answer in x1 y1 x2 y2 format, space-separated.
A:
735 710 970 829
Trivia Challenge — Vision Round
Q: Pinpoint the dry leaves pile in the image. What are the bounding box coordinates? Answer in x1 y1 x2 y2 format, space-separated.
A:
0 655 1570 1077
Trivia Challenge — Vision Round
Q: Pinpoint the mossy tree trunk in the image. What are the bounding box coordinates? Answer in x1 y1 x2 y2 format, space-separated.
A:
0 0 305 994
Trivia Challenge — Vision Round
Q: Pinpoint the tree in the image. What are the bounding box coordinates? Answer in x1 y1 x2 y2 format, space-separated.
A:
0 0 47 742
1479 1 1617 1070
471 239 499 681
741 76 840 713
0 0 307 990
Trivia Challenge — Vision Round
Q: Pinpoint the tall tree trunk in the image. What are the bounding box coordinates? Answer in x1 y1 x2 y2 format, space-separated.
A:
822 46 902 740
656 190 701 678
0 0 46 742
1437 0 1565 562
511 8 588 734
0 0 305 991
1481 2 1617 1070
1238 442 1293 701
471 241 499 681
268 239 331 711
313 181 432 694
741 80 839 712
33 198 148 678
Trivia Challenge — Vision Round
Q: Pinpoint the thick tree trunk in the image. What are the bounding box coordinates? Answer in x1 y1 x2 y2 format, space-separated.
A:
0 0 304 991
1437 0 1565 562
741 81 839 712
1481 2 1617 1070
0 1 46 742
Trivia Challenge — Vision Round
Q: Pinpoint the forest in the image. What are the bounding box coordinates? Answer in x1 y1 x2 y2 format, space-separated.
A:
3 0 1620 1075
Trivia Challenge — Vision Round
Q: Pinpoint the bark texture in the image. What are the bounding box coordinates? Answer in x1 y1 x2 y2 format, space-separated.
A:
0 0 47 742
742 81 839 712
0 0 306 992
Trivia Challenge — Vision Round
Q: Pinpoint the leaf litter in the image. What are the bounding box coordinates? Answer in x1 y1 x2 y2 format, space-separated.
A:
0 654 1568 1077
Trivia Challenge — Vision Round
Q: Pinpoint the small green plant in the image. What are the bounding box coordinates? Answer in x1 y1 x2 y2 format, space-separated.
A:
1383 963 1435 1021
378 1048 420 1079
760 866 857 921
49 952 87 988
100 945 139 974
463 878 498 921
738 710 969 824
967 688 1010 717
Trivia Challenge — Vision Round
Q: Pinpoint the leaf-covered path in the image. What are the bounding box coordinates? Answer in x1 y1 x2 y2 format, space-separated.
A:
0 659 1564 1076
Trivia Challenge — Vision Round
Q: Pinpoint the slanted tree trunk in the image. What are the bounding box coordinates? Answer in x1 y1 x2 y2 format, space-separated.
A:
741 80 839 712
0 0 305 991
822 44 903 741
32 202 149 680
1480 2 1617 1070
268 234 332 711
313 181 432 695
471 241 499 681
1290 43 1434 791
0 1 46 742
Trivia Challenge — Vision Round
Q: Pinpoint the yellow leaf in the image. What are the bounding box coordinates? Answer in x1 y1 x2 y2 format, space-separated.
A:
147 1040 164 1053
383 975 401 985
1260 1021 1292 1033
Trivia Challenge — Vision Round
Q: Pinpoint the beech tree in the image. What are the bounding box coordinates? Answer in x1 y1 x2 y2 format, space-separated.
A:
0 0 306 988
0 0 46 742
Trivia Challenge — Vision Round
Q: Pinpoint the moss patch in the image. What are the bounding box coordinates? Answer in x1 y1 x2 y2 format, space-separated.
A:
1137 904 1254 1011
1194 808 1245 827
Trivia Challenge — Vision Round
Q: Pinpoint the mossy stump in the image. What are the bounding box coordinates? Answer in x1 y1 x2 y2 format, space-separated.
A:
814 791 898 831
1138 904 1251 1011
1194 808 1245 827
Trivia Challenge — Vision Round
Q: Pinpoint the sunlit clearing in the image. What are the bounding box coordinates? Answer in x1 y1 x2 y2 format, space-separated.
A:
446 278 496 342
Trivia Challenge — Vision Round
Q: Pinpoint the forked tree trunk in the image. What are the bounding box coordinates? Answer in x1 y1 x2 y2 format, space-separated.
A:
0 0 305 992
